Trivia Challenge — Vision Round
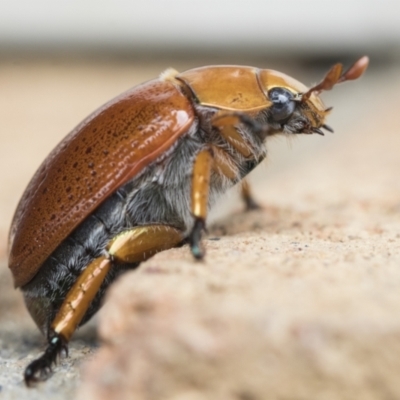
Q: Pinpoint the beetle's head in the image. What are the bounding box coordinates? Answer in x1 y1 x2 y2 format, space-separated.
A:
259 56 369 136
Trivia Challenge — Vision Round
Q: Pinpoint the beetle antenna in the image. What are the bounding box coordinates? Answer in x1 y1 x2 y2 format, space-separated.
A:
301 63 343 102
301 56 369 102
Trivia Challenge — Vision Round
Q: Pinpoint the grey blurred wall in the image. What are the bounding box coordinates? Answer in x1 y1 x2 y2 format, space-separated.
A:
1 0 399 57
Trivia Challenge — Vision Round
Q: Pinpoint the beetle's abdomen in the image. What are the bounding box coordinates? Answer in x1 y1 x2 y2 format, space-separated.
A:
9 80 195 288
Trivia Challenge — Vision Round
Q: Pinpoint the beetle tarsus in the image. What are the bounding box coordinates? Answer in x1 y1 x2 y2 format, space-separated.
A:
189 218 206 259
24 332 67 386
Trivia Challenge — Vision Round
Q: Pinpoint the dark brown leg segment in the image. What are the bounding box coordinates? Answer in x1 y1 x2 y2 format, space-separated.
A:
24 225 184 386
241 179 261 211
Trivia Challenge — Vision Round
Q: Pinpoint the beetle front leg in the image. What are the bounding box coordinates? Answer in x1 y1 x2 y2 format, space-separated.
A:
212 111 272 144
189 149 213 259
212 113 264 211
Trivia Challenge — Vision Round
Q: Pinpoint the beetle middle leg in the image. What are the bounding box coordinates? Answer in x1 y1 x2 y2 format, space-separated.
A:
24 225 184 385
189 144 251 258
189 149 213 259
212 111 271 144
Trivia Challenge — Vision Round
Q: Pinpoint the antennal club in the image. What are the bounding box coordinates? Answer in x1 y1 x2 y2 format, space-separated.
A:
301 56 369 102
338 56 369 83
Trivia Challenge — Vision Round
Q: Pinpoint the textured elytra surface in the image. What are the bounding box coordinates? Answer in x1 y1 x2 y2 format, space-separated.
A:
9 80 194 288
1 60 400 400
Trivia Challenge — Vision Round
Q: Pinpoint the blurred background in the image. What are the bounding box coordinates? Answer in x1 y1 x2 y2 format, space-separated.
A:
1 0 399 58
1 0 400 397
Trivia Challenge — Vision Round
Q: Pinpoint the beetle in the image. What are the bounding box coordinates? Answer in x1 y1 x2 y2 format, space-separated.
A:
8 56 369 385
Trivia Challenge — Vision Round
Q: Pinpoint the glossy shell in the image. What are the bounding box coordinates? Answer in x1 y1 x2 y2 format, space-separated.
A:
176 66 326 114
177 66 269 111
9 80 194 287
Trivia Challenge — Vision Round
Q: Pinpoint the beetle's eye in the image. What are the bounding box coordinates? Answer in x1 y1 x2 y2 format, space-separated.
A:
268 88 296 122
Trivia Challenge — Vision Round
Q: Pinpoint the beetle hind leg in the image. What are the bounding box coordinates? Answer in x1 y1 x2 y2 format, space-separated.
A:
24 255 112 386
24 225 184 386
24 333 67 386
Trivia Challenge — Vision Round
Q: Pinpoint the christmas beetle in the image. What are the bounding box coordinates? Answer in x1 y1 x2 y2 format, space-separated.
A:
8 56 368 385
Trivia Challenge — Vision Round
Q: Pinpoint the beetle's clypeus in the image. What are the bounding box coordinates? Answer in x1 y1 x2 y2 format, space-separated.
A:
8 57 369 385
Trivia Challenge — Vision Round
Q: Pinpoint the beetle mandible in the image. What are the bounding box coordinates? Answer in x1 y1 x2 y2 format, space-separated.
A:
8 56 369 385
